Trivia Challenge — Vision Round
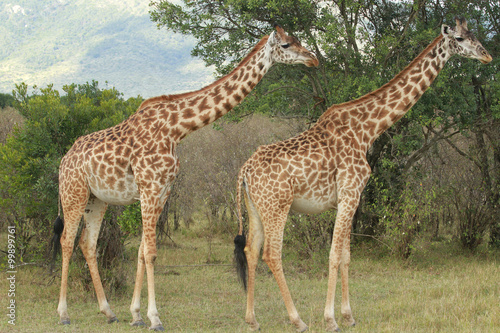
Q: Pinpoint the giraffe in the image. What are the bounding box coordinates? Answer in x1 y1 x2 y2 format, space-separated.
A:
234 18 492 332
53 24 318 331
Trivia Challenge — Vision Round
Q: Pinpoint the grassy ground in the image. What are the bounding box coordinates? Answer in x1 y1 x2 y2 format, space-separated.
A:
1 231 498 333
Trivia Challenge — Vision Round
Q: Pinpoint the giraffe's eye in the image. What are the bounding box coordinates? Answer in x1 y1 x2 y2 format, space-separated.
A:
281 43 290 49
455 37 464 42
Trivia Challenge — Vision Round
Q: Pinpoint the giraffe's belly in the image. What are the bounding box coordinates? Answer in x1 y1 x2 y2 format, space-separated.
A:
290 194 337 215
89 173 140 206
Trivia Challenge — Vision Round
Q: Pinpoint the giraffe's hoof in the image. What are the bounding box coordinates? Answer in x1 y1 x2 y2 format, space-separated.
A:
342 314 356 327
60 319 70 325
131 320 146 327
247 321 260 331
293 318 308 332
325 322 340 332
297 324 308 332
107 316 119 324
149 325 165 331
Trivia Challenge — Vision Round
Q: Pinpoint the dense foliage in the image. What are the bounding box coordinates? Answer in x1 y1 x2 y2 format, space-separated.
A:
0 93 14 108
0 81 142 263
152 0 499 251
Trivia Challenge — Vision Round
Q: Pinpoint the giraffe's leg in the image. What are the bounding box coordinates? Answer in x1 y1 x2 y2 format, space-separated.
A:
340 237 355 327
324 195 360 332
130 234 146 327
143 225 163 331
243 191 264 331
78 196 118 323
141 192 170 331
262 209 307 332
57 189 88 325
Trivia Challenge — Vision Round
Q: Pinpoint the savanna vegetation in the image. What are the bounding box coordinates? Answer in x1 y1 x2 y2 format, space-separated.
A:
0 0 499 332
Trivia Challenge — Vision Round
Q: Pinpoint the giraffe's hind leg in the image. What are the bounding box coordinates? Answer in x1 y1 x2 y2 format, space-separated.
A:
243 190 264 331
260 206 307 332
57 182 89 325
78 195 118 323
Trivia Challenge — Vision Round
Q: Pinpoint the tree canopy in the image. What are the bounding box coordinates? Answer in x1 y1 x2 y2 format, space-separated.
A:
151 0 499 248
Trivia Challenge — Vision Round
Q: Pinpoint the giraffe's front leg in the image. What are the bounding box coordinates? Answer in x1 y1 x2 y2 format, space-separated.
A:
324 191 361 332
130 235 146 327
324 231 343 332
133 166 177 331
144 235 163 331
140 189 170 331
340 239 356 327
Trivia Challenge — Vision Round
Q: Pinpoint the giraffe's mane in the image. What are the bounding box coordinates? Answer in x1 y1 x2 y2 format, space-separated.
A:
320 34 444 120
138 35 270 109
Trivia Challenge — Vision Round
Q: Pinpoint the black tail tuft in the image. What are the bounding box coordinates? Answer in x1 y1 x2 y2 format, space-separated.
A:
234 232 247 291
51 216 64 269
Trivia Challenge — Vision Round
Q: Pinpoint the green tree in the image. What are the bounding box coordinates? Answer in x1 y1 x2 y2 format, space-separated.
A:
0 81 142 261
151 0 324 119
151 0 499 249
0 93 14 108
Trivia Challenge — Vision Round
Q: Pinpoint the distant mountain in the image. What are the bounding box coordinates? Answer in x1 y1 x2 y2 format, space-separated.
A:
0 0 215 98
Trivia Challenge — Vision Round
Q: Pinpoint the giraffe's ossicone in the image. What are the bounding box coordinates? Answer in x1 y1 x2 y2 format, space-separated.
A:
53 24 318 330
234 17 492 332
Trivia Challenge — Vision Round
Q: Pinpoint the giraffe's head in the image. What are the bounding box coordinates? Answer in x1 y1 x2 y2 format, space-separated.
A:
268 24 319 67
442 17 492 64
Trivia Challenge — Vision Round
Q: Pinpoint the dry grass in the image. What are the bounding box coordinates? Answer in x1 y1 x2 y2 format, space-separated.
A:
0 231 498 333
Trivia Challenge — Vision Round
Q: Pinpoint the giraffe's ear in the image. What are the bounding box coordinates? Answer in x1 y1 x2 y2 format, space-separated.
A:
269 25 282 46
273 24 287 42
268 30 278 46
274 24 285 36
442 24 456 37
455 17 468 30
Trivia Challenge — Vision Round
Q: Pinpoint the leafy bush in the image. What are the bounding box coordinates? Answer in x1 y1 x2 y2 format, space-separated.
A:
284 211 335 260
0 82 142 263
117 202 142 237
374 179 435 259
0 93 14 108
452 186 494 251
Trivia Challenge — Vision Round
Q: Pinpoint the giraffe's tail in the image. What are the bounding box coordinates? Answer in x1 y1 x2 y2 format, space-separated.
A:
233 166 247 291
51 194 64 270
51 216 64 269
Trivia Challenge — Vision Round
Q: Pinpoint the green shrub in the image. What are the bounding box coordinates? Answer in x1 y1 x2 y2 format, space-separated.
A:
375 180 435 259
0 93 14 108
284 210 335 260
0 82 142 263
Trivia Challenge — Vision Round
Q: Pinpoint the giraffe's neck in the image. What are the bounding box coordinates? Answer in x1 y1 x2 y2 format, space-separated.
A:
136 36 274 142
320 34 451 149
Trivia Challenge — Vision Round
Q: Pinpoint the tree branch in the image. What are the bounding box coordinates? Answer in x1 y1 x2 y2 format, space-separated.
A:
403 125 460 173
